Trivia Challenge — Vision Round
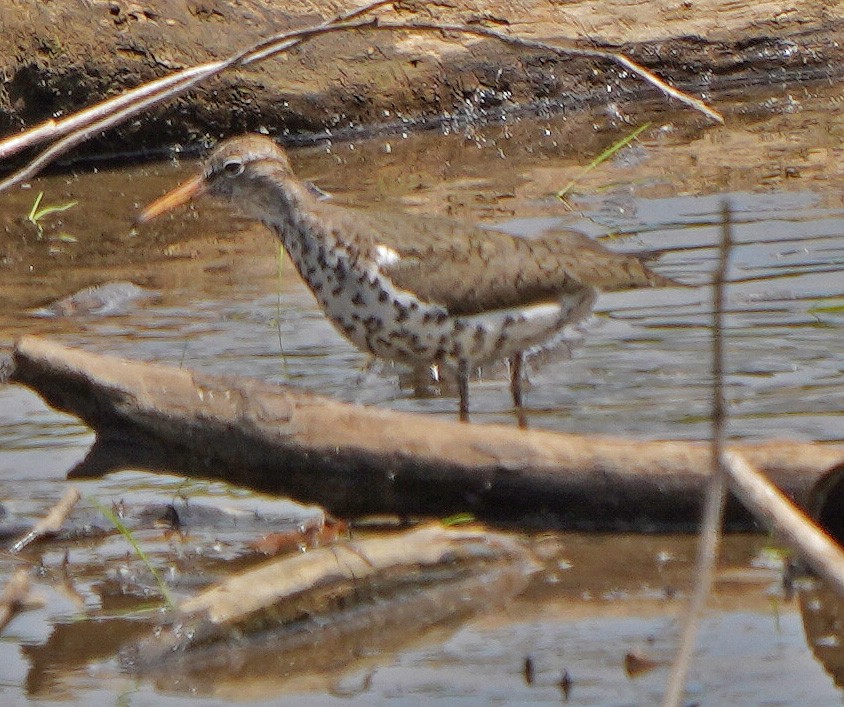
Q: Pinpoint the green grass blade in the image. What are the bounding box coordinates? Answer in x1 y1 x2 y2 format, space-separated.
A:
33 200 78 221
88 496 176 608
808 300 844 314
556 122 651 200
27 191 44 223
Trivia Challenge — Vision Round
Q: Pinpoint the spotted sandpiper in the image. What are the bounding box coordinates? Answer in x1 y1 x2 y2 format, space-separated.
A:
139 134 678 426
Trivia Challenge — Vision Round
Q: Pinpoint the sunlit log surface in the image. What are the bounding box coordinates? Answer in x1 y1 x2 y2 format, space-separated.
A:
7 336 844 531
126 525 538 678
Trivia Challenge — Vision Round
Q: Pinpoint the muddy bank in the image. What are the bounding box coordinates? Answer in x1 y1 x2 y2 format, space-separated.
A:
2 1 843 155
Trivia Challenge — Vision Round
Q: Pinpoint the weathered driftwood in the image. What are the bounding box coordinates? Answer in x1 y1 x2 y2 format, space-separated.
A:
8 336 844 530
126 525 537 680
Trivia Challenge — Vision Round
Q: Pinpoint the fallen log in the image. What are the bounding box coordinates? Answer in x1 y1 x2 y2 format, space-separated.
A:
7 336 844 531
125 525 538 687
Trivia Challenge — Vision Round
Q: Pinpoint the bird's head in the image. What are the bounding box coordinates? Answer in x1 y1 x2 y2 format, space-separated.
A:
137 134 295 223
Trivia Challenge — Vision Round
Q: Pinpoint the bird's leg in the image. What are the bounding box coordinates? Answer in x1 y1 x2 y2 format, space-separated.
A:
410 364 439 398
458 359 470 423
359 354 378 374
509 351 528 429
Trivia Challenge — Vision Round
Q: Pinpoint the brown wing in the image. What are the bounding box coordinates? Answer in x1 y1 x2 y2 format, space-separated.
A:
531 229 681 292
312 203 678 316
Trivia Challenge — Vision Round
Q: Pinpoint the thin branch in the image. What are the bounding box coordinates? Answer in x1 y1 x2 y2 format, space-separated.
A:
10 487 81 553
0 12 722 193
236 20 724 125
724 452 844 596
0 64 222 162
0 0 396 163
0 2 396 191
662 199 733 707
0 69 218 192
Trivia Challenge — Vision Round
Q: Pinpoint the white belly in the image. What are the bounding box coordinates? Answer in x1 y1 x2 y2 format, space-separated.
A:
283 227 595 370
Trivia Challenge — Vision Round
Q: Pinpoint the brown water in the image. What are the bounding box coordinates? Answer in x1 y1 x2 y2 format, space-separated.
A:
1 83 843 703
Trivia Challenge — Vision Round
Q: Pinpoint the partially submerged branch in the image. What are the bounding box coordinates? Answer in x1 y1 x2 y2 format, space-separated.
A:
127 525 537 681
725 451 844 597
7 336 843 531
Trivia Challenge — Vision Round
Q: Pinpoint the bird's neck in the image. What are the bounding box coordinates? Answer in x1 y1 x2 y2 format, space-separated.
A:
251 170 307 225
251 171 356 284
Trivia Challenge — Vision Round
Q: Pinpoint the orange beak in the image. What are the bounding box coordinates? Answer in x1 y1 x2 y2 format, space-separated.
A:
136 175 207 223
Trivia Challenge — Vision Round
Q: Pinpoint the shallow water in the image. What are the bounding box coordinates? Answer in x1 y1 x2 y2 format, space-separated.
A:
1 82 843 703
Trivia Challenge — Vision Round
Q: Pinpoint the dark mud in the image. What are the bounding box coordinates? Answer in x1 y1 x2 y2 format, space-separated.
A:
1 1 843 157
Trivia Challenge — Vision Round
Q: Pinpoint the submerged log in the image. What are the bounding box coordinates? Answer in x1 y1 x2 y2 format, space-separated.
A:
125 525 538 686
7 336 844 530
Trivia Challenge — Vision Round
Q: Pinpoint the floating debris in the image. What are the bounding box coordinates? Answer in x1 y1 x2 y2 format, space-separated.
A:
10 487 81 553
559 669 573 700
29 281 158 318
624 649 665 678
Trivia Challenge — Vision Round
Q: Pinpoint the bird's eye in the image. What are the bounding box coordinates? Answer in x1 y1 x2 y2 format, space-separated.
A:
222 158 244 177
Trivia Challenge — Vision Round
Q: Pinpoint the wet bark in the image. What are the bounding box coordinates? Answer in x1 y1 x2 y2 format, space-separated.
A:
7 336 844 531
127 526 537 679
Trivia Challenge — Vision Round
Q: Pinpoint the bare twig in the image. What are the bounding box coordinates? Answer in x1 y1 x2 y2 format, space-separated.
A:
10 487 81 553
662 200 733 707
0 9 723 193
0 64 221 162
0 0 396 163
0 570 35 632
236 20 724 124
0 1 396 191
661 200 844 705
725 451 844 597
